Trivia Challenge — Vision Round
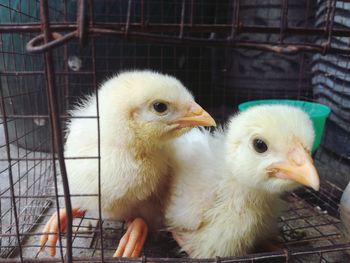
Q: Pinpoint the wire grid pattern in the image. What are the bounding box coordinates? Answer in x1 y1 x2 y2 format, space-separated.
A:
0 0 66 258
9 175 350 262
0 0 350 262
0 1 86 259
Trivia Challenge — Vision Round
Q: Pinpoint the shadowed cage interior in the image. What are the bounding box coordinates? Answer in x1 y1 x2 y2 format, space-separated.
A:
0 0 350 262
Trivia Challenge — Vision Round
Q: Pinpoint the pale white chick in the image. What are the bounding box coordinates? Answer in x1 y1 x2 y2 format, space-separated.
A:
39 70 216 257
166 105 320 258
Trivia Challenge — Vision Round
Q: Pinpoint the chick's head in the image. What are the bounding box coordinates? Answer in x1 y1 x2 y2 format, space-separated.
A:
225 105 319 194
99 71 215 143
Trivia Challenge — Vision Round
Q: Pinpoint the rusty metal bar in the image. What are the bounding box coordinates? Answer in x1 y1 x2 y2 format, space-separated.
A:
189 0 194 26
179 0 185 39
229 0 240 40
2 18 350 55
0 157 96 161
63 0 70 115
0 70 92 75
26 31 75 54
2 22 350 36
0 114 97 119
0 74 24 263
22 25 350 55
297 53 307 98
234 0 240 36
2 22 350 55
279 0 289 43
87 29 350 55
88 0 104 259
0 194 99 199
0 242 347 262
39 0 73 262
140 0 145 27
76 0 87 47
322 0 336 55
125 0 132 37
304 0 311 28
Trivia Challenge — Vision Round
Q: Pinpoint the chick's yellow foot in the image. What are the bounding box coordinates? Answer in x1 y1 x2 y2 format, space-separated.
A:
38 208 86 256
113 218 148 257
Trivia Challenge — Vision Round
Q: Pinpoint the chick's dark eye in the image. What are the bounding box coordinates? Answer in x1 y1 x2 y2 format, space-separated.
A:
153 102 168 113
253 138 268 153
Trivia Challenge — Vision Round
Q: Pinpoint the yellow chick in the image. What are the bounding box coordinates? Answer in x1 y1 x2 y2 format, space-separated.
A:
39 70 216 257
166 105 319 258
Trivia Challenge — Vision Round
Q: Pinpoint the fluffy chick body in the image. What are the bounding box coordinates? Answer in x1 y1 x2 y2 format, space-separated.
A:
166 129 279 257
65 71 199 228
166 105 317 258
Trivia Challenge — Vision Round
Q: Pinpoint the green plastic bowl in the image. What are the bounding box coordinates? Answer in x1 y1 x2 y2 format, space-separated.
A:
238 99 331 153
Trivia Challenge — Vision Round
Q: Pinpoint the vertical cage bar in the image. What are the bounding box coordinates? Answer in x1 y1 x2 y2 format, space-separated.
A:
0 81 24 262
45 60 65 263
304 0 311 28
88 1 104 260
77 0 87 48
324 0 336 54
190 0 194 26
296 53 306 100
125 0 132 37
229 0 240 40
179 0 185 39
280 0 289 43
141 0 145 27
63 0 70 113
39 0 73 262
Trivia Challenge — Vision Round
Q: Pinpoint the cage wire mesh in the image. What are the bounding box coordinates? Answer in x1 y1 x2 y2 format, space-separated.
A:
0 0 350 262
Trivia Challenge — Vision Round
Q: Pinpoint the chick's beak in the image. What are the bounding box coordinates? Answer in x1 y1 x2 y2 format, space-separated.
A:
266 139 320 191
171 102 216 128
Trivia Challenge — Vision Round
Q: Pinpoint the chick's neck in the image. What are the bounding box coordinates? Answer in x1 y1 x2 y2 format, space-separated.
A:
219 166 280 212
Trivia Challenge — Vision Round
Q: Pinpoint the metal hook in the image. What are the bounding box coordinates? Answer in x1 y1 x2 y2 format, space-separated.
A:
77 0 88 48
26 31 76 54
26 0 87 54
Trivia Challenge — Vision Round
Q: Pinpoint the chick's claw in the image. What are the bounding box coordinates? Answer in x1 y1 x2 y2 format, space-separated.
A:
113 218 148 257
38 208 86 256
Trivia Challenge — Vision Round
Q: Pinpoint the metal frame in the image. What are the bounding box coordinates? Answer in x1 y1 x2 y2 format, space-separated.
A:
1 0 350 262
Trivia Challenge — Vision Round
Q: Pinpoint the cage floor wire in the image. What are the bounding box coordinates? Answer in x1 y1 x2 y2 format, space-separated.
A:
1 148 347 262
13 185 349 262
2 0 350 262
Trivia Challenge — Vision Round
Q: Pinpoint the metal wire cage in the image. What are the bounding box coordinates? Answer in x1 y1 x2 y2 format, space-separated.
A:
0 0 350 262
